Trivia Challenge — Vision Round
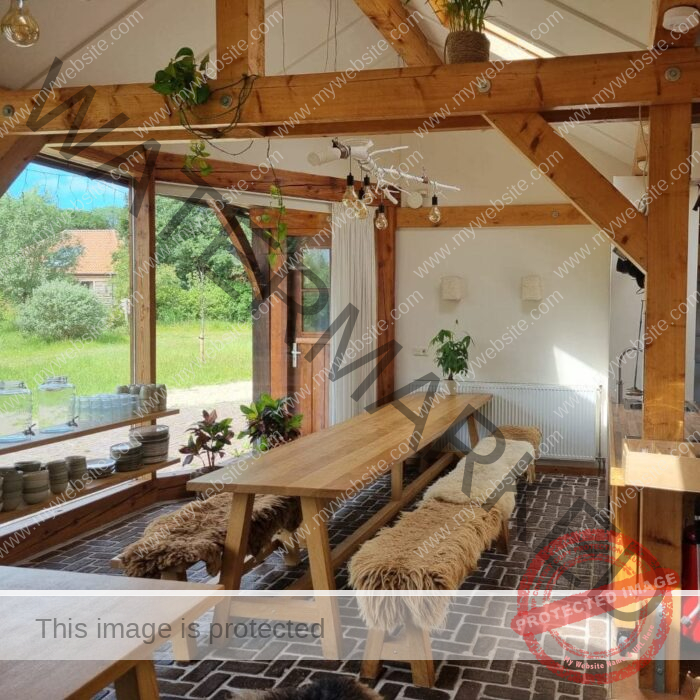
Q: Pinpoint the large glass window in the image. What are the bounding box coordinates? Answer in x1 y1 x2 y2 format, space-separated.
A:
154 196 253 466
0 159 132 459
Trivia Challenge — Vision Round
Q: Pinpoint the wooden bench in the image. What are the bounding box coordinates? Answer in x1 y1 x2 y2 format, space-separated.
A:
349 437 532 687
497 425 542 483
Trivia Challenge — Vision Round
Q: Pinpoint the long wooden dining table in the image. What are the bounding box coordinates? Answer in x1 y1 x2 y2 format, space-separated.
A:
187 392 492 657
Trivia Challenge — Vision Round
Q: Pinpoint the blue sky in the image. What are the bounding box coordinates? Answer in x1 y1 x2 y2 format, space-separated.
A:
8 162 128 210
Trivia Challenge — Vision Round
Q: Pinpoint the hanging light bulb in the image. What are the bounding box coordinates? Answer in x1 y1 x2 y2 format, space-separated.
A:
355 190 369 220
375 203 389 230
2 0 39 48
362 175 374 204
342 173 358 208
428 194 441 225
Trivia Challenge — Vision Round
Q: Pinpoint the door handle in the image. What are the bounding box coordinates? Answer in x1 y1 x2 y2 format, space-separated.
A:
291 342 302 368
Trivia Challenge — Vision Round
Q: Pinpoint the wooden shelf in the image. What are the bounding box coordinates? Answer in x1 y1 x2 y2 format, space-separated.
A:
623 438 700 494
0 409 180 457
0 458 179 524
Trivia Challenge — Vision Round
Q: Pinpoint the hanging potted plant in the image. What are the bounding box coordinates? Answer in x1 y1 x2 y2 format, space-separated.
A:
441 0 502 64
430 322 472 395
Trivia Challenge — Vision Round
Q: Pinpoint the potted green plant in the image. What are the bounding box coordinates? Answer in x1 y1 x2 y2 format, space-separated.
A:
430 322 472 395
440 0 502 64
179 409 235 472
238 394 303 451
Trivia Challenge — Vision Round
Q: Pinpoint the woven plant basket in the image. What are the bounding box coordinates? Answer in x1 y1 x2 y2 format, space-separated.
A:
445 30 490 63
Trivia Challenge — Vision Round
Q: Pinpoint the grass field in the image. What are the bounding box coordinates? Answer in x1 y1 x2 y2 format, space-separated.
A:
0 321 252 394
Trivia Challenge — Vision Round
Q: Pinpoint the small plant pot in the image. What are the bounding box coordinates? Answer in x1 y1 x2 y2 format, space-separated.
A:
445 30 490 63
444 379 459 396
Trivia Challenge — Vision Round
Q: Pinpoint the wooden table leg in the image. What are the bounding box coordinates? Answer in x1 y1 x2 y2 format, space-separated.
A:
300 496 343 659
391 461 404 501
213 492 255 628
467 414 480 448
114 660 160 700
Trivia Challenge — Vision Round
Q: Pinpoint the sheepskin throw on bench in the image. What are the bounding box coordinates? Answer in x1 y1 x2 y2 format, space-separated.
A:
120 493 302 578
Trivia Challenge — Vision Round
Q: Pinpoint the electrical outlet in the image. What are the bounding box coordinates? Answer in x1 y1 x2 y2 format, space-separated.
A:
413 347 429 357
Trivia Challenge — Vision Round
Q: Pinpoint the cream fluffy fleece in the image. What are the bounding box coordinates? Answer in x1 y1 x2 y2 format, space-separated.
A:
348 438 532 630
421 437 533 521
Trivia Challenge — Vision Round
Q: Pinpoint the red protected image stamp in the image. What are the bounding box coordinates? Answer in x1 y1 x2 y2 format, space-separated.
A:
511 528 677 685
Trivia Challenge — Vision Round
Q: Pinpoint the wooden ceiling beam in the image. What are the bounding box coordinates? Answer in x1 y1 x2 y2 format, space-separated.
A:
0 135 49 198
205 195 265 300
38 106 697 149
45 145 349 202
353 0 441 66
43 144 149 178
485 112 648 270
652 0 700 48
153 150 346 201
216 0 265 80
396 203 588 228
249 207 331 233
4 48 700 135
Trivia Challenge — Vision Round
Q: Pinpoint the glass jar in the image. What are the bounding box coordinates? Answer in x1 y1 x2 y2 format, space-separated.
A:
0 381 32 443
37 376 76 434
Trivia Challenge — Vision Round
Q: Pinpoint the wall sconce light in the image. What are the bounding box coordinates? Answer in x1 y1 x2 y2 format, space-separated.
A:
441 276 464 301
521 275 544 302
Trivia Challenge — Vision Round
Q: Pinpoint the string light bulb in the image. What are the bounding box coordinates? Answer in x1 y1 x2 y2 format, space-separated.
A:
428 194 441 225
362 175 374 204
342 173 358 208
375 203 389 230
1 0 39 47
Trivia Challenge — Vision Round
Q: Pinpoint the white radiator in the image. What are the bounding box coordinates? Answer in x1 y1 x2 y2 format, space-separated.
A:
410 381 603 461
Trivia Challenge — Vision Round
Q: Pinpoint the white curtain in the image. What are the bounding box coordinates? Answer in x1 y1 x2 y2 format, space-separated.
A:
329 203 377 425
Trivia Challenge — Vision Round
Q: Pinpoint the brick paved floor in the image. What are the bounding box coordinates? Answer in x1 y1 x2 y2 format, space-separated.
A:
23 471 611 700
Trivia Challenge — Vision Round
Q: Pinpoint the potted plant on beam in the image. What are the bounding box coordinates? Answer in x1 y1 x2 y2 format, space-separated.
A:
430 322 472 395
441 0 503 64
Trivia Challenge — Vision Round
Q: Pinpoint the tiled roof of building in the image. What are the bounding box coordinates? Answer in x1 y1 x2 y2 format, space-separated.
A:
63 229 120 276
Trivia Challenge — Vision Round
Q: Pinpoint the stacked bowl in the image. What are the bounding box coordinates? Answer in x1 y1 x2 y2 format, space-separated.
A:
47 460 69 494
66 456 88 487
129 425 169 465
110 441 143 472
0 469 22 511
22 469 50 505
14 460 41 473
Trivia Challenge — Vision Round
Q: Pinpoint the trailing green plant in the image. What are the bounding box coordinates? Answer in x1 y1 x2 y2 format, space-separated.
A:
180 409 235 470
238 394 303 451
440 0 503 33
430 321 472 380
185 140 213 177
257 184 288 267
151 47 257 175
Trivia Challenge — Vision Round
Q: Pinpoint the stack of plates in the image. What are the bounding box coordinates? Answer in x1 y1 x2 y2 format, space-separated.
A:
87 458 116 479
110 442 143 472
129 425 170 465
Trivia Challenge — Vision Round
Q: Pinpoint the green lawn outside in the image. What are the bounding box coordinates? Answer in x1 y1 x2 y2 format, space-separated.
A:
0 321 252 394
